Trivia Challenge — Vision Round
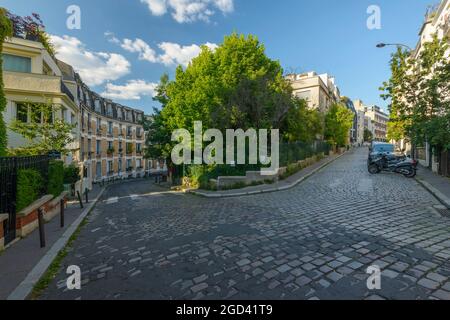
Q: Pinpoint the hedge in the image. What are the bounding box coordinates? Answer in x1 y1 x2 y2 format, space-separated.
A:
48 160 64 197
16 169 43 211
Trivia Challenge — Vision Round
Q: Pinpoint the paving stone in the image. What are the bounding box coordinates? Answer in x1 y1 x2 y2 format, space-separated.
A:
277 265 292 273
418 278 440 290
426 273 447 284
191 283 208 293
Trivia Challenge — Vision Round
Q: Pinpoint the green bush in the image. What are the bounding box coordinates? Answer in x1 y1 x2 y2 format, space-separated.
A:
63 164 81 185
48 160 64 197
16 169 43 211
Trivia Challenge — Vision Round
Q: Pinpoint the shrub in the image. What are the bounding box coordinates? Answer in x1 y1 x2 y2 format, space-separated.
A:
63 164 81 185
48 160 64 197
16 169 43 211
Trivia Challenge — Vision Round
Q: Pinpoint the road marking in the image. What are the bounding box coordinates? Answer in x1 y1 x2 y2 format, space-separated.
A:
105 197 118 204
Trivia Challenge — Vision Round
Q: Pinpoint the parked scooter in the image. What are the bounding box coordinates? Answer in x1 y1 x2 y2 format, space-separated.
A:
368 153 418 178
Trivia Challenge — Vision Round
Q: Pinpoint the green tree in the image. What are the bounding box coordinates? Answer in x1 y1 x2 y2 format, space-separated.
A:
8 101 76 156
381 35 450 149
0 8 13 156
283 98 323 143
364 128 373 143
160 33 293 134
324 103 354 148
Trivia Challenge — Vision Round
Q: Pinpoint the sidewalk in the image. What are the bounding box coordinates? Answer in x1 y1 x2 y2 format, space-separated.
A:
416 165 450 208
0 185 104 300
189 151 346 198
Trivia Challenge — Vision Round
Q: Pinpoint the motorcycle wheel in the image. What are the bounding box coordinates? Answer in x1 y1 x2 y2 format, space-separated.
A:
368 164 380 174
403 168 416 178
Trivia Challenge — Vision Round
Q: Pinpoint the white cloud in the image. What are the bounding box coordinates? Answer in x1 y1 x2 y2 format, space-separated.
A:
158 41 217 66
51 35 131 86
102 80 158 100
140 0 234 23
111 34 217 67
121 38 158 63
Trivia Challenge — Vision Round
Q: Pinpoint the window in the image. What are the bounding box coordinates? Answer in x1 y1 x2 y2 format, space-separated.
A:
87 114 92 131
2 54 31 73
16 103 28 122
118 159 122 172
108 122 113 134
127 126 132 137
119 141 122 152
108 161 113 173
96 140 101 155
127 159 132 170
296 90 311 101
136 143 142 153
108 141 113 150
97 117 101 131
136 159 141 168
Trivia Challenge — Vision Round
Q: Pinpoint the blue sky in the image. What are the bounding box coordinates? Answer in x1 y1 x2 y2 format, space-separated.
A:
1 0 435 114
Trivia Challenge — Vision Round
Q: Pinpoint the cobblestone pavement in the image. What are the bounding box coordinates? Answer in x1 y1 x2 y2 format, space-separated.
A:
40 148 450 300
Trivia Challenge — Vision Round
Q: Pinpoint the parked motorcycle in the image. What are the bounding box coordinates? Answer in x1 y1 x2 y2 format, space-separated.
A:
368 153 418 178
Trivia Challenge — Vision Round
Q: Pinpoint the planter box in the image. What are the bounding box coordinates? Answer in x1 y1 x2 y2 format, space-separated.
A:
15 192 67 238
0 214 8 251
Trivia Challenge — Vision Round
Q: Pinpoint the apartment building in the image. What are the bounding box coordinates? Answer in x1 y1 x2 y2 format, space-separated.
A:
1 36 149 189
410 0 450 174
74 76 146 186
354 100 389 142
285 72 341 112
1 37 79 161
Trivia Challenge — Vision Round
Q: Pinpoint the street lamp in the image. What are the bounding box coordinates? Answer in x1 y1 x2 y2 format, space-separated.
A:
376 43 413 51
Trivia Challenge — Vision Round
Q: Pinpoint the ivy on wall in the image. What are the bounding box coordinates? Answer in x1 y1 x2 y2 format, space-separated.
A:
0 8 13 156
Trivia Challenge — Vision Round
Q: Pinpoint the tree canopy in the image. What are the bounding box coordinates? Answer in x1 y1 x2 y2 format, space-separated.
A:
324 103 354 148
381 35 450 149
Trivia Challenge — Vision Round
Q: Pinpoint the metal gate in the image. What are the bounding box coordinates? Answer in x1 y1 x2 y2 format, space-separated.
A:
0 156 49 245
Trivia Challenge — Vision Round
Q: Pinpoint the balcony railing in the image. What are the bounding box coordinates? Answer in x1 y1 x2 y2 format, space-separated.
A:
61 81 75 102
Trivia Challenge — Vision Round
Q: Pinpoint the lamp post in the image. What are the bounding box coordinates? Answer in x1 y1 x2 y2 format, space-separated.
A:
376 43 412 51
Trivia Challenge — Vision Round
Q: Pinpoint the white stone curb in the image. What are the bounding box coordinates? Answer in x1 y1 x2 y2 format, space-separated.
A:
415 178 450 209
189 152 347 199
7 187 106 300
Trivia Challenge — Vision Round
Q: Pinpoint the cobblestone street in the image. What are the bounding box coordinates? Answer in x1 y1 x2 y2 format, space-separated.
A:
40 148 450 300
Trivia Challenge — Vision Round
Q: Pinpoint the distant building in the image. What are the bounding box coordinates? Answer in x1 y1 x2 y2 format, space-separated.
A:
285 72 341 112
354 100 389 142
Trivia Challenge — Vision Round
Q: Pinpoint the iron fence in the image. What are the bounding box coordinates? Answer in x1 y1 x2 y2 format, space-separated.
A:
0 155 49 245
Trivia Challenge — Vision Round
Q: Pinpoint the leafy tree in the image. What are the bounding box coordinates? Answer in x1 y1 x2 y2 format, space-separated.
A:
324 103 354 148
160 33 293 134
0 7 13 156
283 98 323 143
381 35 450 149
364 128 373 143
8 101 76 156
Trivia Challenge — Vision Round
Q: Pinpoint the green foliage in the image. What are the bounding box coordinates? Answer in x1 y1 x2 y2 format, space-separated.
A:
324 103 354 147
381 35 450 149
0 8 13 156
48 160 64 197
364 128 373 143
16 169 43 211
8 101 76 156
63 164 81 185
159 33 294 137
284 98 324 143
